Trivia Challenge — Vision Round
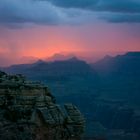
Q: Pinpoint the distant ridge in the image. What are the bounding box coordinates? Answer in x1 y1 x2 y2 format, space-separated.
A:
91 51 140 78
125 51 140 57
2 56 98 80
32 59 47 65
66 56 79 61
46 53 75 61
34 59 46 64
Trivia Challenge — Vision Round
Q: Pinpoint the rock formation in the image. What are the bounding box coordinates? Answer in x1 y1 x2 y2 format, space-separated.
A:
0 71 85 140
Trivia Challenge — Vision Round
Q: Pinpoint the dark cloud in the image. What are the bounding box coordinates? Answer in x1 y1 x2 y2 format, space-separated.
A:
0 0 65 25
101 13 140 23
48 0 140 23
0 0 96 28
49 0 140 13
95 0 140 13
0 0 140 27
47 0 98 9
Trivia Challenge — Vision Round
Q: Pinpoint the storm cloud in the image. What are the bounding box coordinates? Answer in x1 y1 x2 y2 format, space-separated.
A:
0 0 68 25
48 0 140 23
0 0 140 28
49 0 140 13
0 0 97 28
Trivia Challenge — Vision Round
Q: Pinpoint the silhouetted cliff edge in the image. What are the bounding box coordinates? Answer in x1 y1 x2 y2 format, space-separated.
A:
0 71 85 140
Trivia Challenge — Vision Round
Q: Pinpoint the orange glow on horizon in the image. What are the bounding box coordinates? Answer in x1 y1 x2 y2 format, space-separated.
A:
0 24 140 66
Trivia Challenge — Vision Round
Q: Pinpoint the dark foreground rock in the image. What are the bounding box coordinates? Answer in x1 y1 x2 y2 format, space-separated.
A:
0 71 85 140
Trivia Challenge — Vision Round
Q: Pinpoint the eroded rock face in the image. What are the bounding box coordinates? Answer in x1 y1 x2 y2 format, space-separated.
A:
0 71 85 140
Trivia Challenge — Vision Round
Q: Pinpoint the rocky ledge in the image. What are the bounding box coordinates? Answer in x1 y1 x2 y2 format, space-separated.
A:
0 71 85 140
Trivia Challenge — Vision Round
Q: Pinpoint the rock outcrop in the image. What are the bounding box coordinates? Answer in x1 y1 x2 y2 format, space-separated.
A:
0 71 85 140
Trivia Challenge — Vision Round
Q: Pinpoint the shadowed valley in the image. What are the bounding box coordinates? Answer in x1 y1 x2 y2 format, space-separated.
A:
1 52 140 140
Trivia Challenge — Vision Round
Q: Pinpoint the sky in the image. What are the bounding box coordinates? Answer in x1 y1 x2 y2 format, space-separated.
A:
0 0 140 66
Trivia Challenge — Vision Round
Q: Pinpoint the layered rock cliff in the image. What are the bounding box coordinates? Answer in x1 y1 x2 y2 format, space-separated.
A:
0 71 85 140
